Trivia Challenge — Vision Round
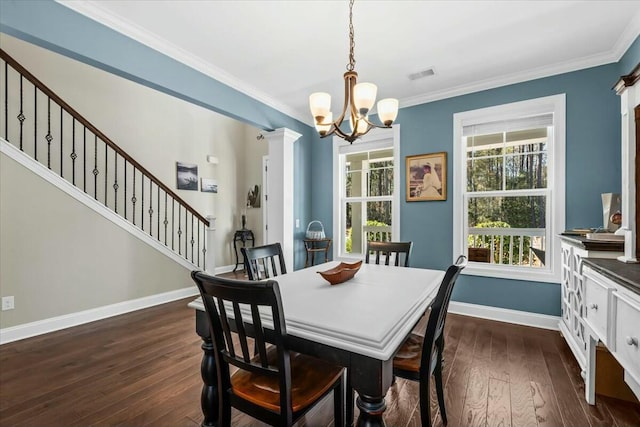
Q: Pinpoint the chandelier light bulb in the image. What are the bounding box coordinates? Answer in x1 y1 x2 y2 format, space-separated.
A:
315 112 333 137
309 92 331 123
377 98 399 126
350 114 369 135
353 82 377 117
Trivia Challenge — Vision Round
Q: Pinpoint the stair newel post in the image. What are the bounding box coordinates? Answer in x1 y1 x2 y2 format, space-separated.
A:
205 215 216 274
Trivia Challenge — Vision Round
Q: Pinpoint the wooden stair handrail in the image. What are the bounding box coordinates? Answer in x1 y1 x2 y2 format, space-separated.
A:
0 48 209 227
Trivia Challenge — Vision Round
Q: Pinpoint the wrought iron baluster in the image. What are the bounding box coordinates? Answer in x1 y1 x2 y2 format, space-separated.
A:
172 199 175 250
164 193 168 245
18 74 24 150
60 105 63 178
177 205 182 255
93 135 98 200
104 141 108 206
197 220 200 267
148 178 153 236
185 210 188 260
113 152 118 214
132 167 137 226
141 174 145 231
4 61 8 141
46 97 52 169
202 222 207 271
191 214 195 263
124 159 127 220
71 118 76 185
157 185 160 239
83 127 87 192
34 87 37 161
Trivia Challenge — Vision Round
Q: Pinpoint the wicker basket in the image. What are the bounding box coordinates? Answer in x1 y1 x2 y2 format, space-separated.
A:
317 261 362 285
305 220 326 240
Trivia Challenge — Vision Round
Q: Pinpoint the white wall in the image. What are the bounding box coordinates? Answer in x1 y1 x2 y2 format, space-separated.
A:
0 34 267 330
0 33 263 268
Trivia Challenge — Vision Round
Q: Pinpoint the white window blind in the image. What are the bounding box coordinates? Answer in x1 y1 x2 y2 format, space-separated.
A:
463 113 554 137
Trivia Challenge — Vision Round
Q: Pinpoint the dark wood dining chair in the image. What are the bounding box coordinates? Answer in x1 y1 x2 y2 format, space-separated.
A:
191 271 344 427
392 255 467 427
242 242 287 280
365 241 414 267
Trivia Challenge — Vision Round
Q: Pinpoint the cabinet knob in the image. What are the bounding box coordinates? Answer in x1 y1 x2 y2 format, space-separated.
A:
589 303 598 310
626 336 639 347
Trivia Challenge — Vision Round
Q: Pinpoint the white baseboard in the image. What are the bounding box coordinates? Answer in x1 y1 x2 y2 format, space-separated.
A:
0 287 199 345
215 264 237 274
448 301 560 330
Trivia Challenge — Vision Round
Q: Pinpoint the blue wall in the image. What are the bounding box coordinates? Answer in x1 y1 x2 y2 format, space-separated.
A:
619 35 640 76
0 0 315 269
3 0 638 315
312 62 630 316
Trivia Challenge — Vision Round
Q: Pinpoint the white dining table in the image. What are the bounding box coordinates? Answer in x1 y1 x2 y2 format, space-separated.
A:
189 261 445 427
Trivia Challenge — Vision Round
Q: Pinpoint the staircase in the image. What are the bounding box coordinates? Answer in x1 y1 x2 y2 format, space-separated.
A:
0 48 209 270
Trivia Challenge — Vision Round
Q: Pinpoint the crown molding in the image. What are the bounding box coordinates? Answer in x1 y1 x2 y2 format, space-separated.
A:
55 0 309 124
401 10 640 109
401 50 619 109
56 1 640 122
613 9 640 62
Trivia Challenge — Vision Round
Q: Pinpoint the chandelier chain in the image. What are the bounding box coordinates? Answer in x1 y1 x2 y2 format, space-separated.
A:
347 0 355 71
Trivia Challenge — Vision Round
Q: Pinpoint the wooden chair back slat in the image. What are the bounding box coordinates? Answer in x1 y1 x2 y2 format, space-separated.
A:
365 241 414 267
217 300 236 359
232 302 251 363
242 243 287 280
251 305 269 368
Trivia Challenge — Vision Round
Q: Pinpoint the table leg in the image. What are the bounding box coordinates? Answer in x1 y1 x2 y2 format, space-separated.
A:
196 311 218 426
351 355 393 427
356 394 387 427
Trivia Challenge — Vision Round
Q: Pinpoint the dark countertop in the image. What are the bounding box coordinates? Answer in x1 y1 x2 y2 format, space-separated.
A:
559 234 624 252
583 258 640 295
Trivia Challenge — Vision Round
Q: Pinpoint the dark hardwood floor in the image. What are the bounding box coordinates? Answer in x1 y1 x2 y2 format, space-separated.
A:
1 294 639 427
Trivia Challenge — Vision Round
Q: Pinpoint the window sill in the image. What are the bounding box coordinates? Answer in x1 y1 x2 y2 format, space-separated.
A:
462 263 560 284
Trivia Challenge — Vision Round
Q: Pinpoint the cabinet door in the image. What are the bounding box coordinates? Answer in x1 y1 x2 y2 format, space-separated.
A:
561 243 573 328
571 249 588 354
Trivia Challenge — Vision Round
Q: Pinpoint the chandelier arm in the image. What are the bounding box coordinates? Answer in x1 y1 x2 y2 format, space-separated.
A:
361 116 392 129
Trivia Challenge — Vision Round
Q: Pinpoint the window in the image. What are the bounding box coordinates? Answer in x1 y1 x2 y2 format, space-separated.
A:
453 95 565 282
333 127 400 259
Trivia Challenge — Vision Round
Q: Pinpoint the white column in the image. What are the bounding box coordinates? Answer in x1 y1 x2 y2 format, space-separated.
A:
615 75 639 263
205 215 217 274
260 128 302 272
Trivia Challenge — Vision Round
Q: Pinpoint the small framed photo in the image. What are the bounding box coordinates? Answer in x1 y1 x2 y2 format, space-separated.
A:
176 162 198 191
201 178 218 193
406 152 447 201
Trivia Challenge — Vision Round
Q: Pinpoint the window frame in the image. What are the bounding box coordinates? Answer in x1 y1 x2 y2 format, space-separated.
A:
332 126 400 261
453 95 565 283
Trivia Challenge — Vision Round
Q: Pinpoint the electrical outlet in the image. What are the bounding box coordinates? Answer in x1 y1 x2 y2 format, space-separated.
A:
296 219 300 228
2 296 14 311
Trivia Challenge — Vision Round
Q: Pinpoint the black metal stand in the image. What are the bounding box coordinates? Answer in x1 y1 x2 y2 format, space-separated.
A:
233 229 255 272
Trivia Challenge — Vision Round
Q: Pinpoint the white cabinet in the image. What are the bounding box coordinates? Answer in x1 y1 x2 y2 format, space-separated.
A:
559 237 622 373
583 263 640 404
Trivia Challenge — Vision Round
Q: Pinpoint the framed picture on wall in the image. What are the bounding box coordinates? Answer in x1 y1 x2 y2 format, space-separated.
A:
406 152 447 201
176 162 198 191
201 178 218 193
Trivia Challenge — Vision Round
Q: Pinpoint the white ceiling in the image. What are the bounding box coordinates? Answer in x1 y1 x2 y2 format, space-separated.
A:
59 0 640 125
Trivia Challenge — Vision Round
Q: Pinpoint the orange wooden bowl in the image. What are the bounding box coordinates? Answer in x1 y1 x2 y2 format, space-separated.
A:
317 260 363 285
